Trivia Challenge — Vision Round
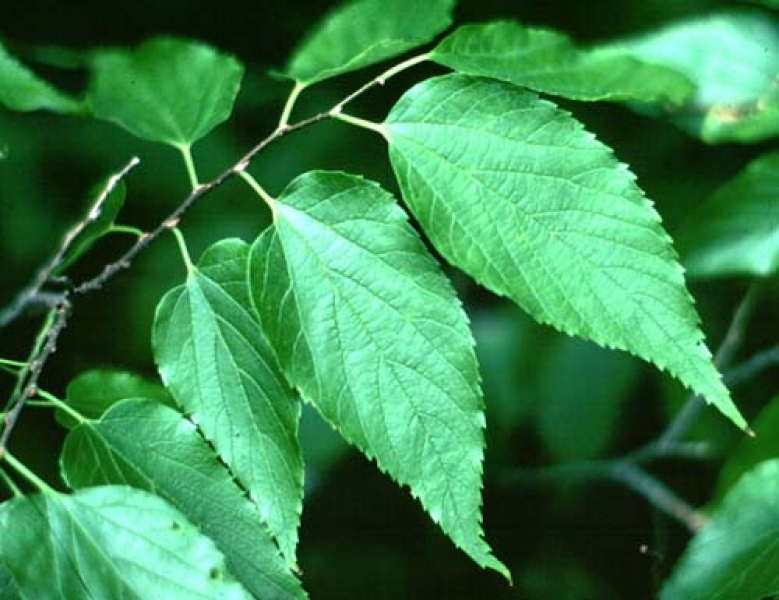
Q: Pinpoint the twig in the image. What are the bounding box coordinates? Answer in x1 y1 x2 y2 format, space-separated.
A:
626 440 713 464
496 454 706 533
0 63 416 459
0 466 22 498
0 303 69 461
497 283 765 533
725 344 779 387
329 52 430 117
0 158 140 328
71 113 330 295
608 462 706 533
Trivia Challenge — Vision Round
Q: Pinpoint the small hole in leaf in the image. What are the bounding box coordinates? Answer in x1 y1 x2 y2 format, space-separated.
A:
209 567 221 580
171 521 181 531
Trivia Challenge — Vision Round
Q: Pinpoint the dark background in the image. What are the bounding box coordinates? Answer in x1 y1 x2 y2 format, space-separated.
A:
1 1 775 599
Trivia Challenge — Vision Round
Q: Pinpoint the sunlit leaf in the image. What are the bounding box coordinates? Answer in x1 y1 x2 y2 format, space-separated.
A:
153 239 303 565
0 43 82 114
88 37 244 147
61 399 308 600
284 0 454 85
611 11 779 143
385 74 744 429
661 459 779 600
680 150 779 278
0 486 253 600
431 20 694 103
249 171 508 578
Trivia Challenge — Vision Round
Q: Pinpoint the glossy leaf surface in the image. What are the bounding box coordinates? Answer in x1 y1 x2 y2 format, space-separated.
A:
154 239 303 565
431 21 693 103
61 399 308 600
249 171 508 578
385 74 744 428
0 486 253 600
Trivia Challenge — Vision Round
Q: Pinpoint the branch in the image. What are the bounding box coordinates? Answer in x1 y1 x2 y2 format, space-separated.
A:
497 281 771 534
0 63 411 460
725 343 779 388
0 158 140 328
0 303 69 461
496 455 706 533
329 52 430 116
608 462 706 533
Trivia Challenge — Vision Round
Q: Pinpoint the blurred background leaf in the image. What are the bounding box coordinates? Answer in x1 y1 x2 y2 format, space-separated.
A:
1 1 776 599
679 150 779 279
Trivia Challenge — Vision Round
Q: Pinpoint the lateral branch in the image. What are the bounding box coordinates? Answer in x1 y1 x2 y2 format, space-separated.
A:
0 63 399 459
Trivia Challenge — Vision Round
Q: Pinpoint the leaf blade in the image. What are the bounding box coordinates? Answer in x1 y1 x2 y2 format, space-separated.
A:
87 37 244 146
60 399 308 600
608 11 779 143
0 486 253 600
153 239 303 565
284 0 454 85
679 150 779 278
385 74 744 429
0 43 82 114
430 20 694 103
660 459 779 600
249 171 508 578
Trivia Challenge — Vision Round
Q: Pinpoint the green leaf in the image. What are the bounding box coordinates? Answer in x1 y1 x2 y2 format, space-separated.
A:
248 171 508 578
88 37 244 147
58 367 174 429
0 43 82 114
0 486 253 600
660 459 779 600
430 21 694 103
0 566 18 600
61 399 308 600
385 74 744 429
679 150 779 278
54 180 126 275
64 369 174 422
610 11 779 143
536 338 639 463
712 395 779 505
153 239 303 565
284 0 454 85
